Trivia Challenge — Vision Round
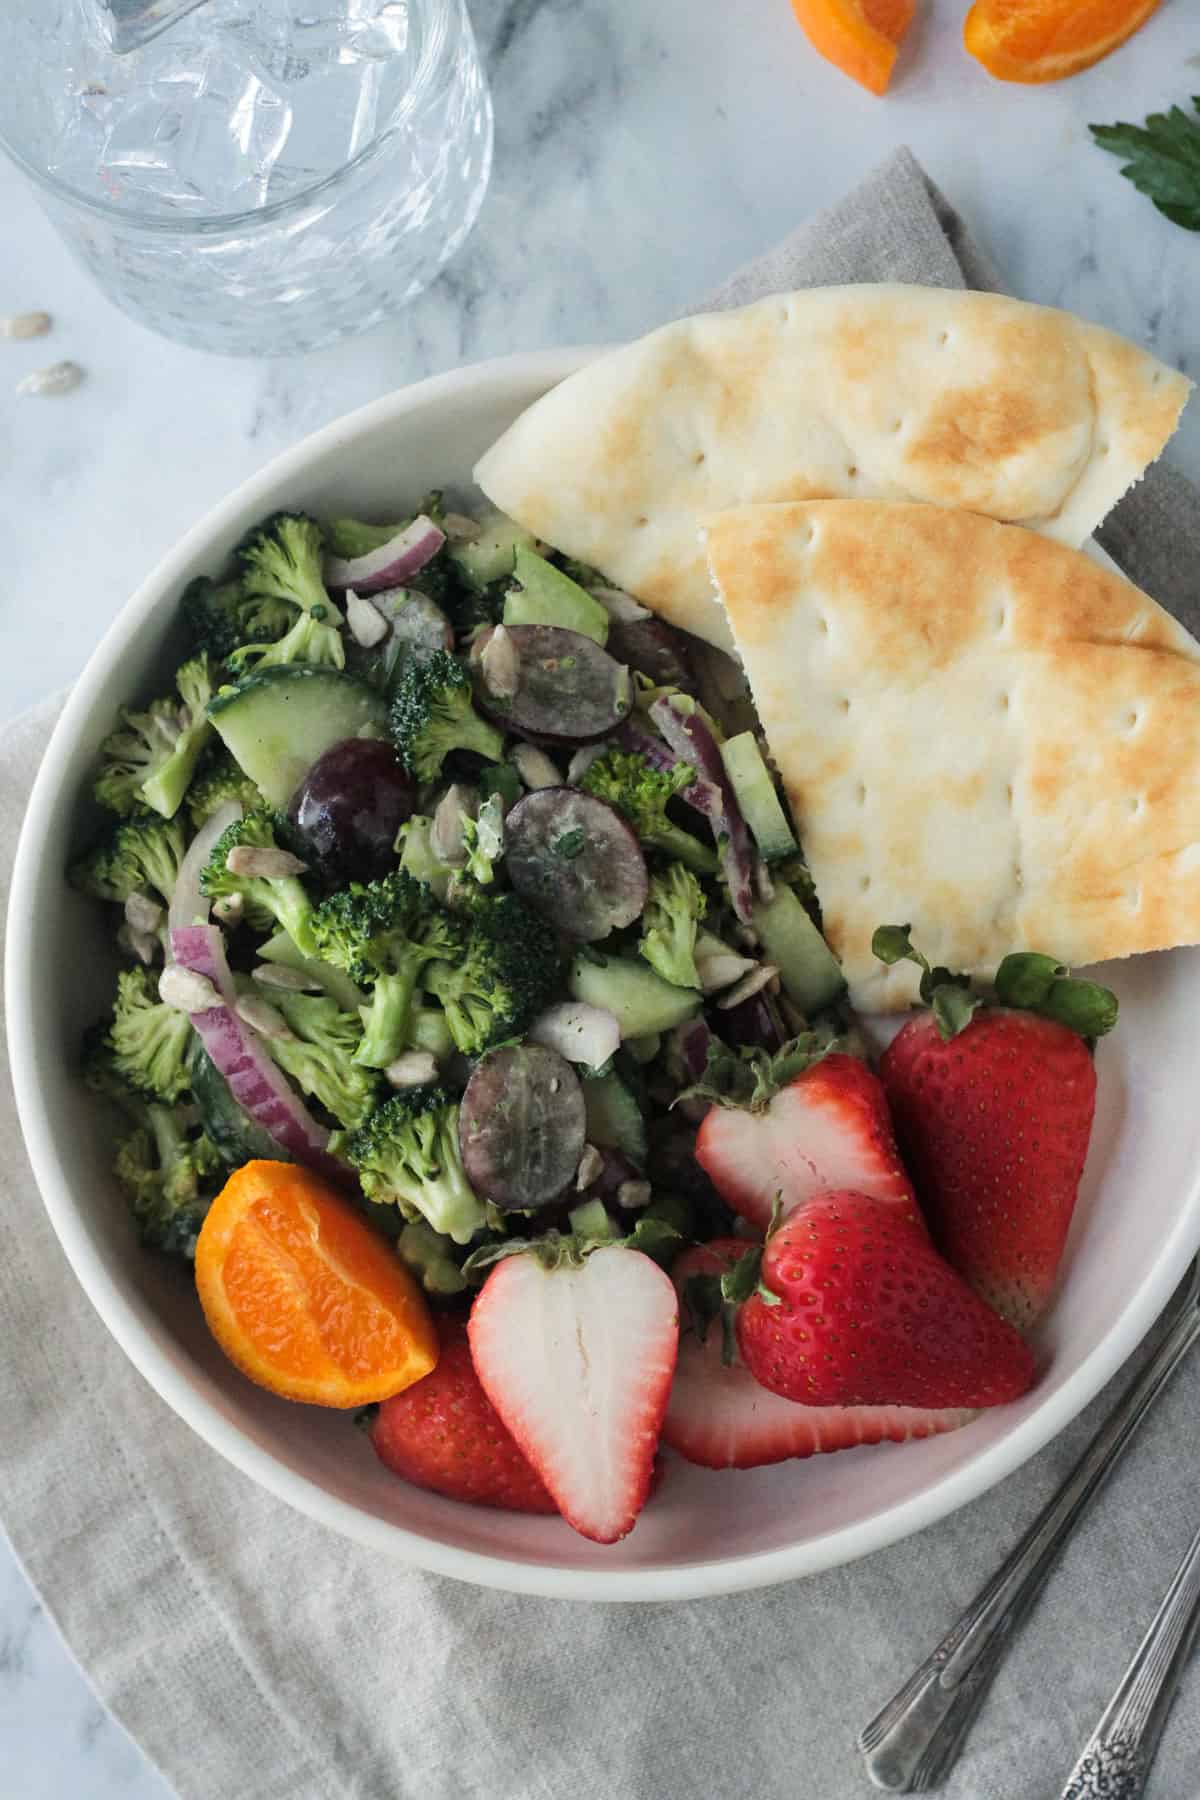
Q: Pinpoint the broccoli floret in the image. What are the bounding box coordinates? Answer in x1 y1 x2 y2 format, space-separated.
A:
107 965 194 1103
579 750 718 875
114 1105 222 1258
640 863 707 989
261 989 380 1129
183 572 295 664
93 656 216 821
84 1035 219 1258
310 871 464 1070
389 649 504 783
397 1220 469 1295
424 891 563 1056
227 512 345 674
70 811 187 909
344 1085 487 1245
186 746 264 827
200 811 316 953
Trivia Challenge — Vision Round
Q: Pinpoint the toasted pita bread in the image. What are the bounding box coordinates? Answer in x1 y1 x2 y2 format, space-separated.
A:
473 285 1189 656
706 501 1200 1013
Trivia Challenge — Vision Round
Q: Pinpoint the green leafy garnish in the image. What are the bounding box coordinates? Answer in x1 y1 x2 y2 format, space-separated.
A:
1090 100 1200 233
871 923 979 1041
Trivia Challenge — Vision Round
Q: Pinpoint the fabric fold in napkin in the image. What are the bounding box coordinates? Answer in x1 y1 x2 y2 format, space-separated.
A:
3 149 1200 1800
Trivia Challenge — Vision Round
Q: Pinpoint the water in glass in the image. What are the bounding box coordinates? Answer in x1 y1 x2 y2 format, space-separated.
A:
1 0 494 354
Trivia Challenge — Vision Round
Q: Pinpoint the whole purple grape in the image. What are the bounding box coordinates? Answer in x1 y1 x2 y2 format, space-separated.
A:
289 738 416 883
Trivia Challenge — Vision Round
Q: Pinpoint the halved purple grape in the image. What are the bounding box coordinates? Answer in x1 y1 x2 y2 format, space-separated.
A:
473 624 632 742
719 989 786 1053
605 616 698 692
288 737 416 883
505 788 648 941
459 1044 586 1212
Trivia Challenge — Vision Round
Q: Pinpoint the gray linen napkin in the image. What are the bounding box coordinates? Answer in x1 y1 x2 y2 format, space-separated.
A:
4 149 1200 1800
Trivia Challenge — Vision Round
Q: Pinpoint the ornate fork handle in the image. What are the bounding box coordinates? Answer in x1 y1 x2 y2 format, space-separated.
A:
859 1262 1200 1792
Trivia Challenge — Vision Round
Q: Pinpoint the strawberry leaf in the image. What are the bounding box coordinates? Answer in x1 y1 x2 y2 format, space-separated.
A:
676 1024 842 1113
872 923 976 1038
931 984 979 1043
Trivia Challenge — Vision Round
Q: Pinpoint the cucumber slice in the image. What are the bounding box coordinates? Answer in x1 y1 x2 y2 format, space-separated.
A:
569 952 701 1041
720 732 797 863
568 1197 615 1239
189 1040 286 1167
503 547 609 646
208 666 387 810
449 507 538 590
753 884 844 1014
582 1070 648 1166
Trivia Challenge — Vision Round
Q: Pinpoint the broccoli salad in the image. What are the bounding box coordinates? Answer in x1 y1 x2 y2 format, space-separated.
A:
72 495 845 1323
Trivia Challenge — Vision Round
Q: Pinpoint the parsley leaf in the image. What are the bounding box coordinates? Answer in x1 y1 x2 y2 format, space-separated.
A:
1090 99 1200 233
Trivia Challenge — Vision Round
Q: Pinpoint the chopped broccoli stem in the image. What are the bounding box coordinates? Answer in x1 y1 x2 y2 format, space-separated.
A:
397 1220 469 1295
108 965 194 1103
262 989 380 1129
639 863 707 989
345 1086 487 1245
200 811 317 954
139 654 216 819
460 792 505 886
579 750 718 874
389 649 504 783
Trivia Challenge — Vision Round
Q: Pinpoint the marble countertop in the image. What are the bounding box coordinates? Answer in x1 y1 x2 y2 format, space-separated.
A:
2 1 1198 1792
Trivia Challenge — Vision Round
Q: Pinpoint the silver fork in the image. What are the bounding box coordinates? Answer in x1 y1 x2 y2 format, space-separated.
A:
858 1260 1200 1792
1058 1518 1200 1800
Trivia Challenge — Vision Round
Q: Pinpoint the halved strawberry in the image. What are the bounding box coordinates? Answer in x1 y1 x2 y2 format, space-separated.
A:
468 1244 678 1544
694 1052 916 1231
737 1192 1037 1409
662 1240 973 1468
369 1316 557 1513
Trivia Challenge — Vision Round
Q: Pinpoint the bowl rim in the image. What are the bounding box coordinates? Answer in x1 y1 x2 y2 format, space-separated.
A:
8 346 1200 1603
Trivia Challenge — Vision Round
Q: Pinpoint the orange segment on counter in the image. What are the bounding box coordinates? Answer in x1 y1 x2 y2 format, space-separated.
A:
195 1161 438 1408
788 0 916 97
964 0 1162 84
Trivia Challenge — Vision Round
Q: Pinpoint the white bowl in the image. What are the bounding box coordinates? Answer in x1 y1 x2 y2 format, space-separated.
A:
9 349 1200 1603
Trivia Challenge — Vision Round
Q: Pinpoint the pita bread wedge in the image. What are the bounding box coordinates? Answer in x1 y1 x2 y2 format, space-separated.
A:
473 285 1189 656
706 500 1200 1013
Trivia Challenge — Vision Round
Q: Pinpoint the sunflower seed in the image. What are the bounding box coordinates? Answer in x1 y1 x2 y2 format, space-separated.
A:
123 891 164 934
212 893 245 927
480 623 518 701
117 921 160 965
442 511 481 542
716 963 781 1010
1 311 51 340
616 1180 652 1211
346 590 389 648
17 359 83 397
235 993 293 1039
575 1143 604 1191
159 965 220 1013
252 963 321 992
385 1050 440 1089
226 844 308 878
511 743 561 790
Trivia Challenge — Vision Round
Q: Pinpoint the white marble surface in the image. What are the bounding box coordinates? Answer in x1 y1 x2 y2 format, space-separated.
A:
2 1 1199 1793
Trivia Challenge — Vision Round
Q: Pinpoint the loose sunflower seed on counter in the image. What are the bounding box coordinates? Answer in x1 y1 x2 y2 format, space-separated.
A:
1 310 52 340
16 359 84 397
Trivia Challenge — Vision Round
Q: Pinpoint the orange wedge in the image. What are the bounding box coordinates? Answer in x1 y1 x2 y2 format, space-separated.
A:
195 1161 438 1408
789 0 916 97
964 0 1162 83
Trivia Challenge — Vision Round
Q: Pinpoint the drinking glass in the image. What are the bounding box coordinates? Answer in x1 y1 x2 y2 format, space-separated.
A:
0 0 494 356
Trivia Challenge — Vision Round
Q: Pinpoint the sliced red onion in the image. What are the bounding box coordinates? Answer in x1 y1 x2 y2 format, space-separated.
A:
323 514 446 595
528 1001 620 1071
170 923 349 1186
168 799 242 939
649 696 757 924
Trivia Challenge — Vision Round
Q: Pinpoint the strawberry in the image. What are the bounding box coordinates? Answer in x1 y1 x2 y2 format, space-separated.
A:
880 1007 1098 1332
694 1051 917 1232
369 1316 557 1513
468 1244 678 1544
662 1239 973 1468
736 1191 1036 1409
